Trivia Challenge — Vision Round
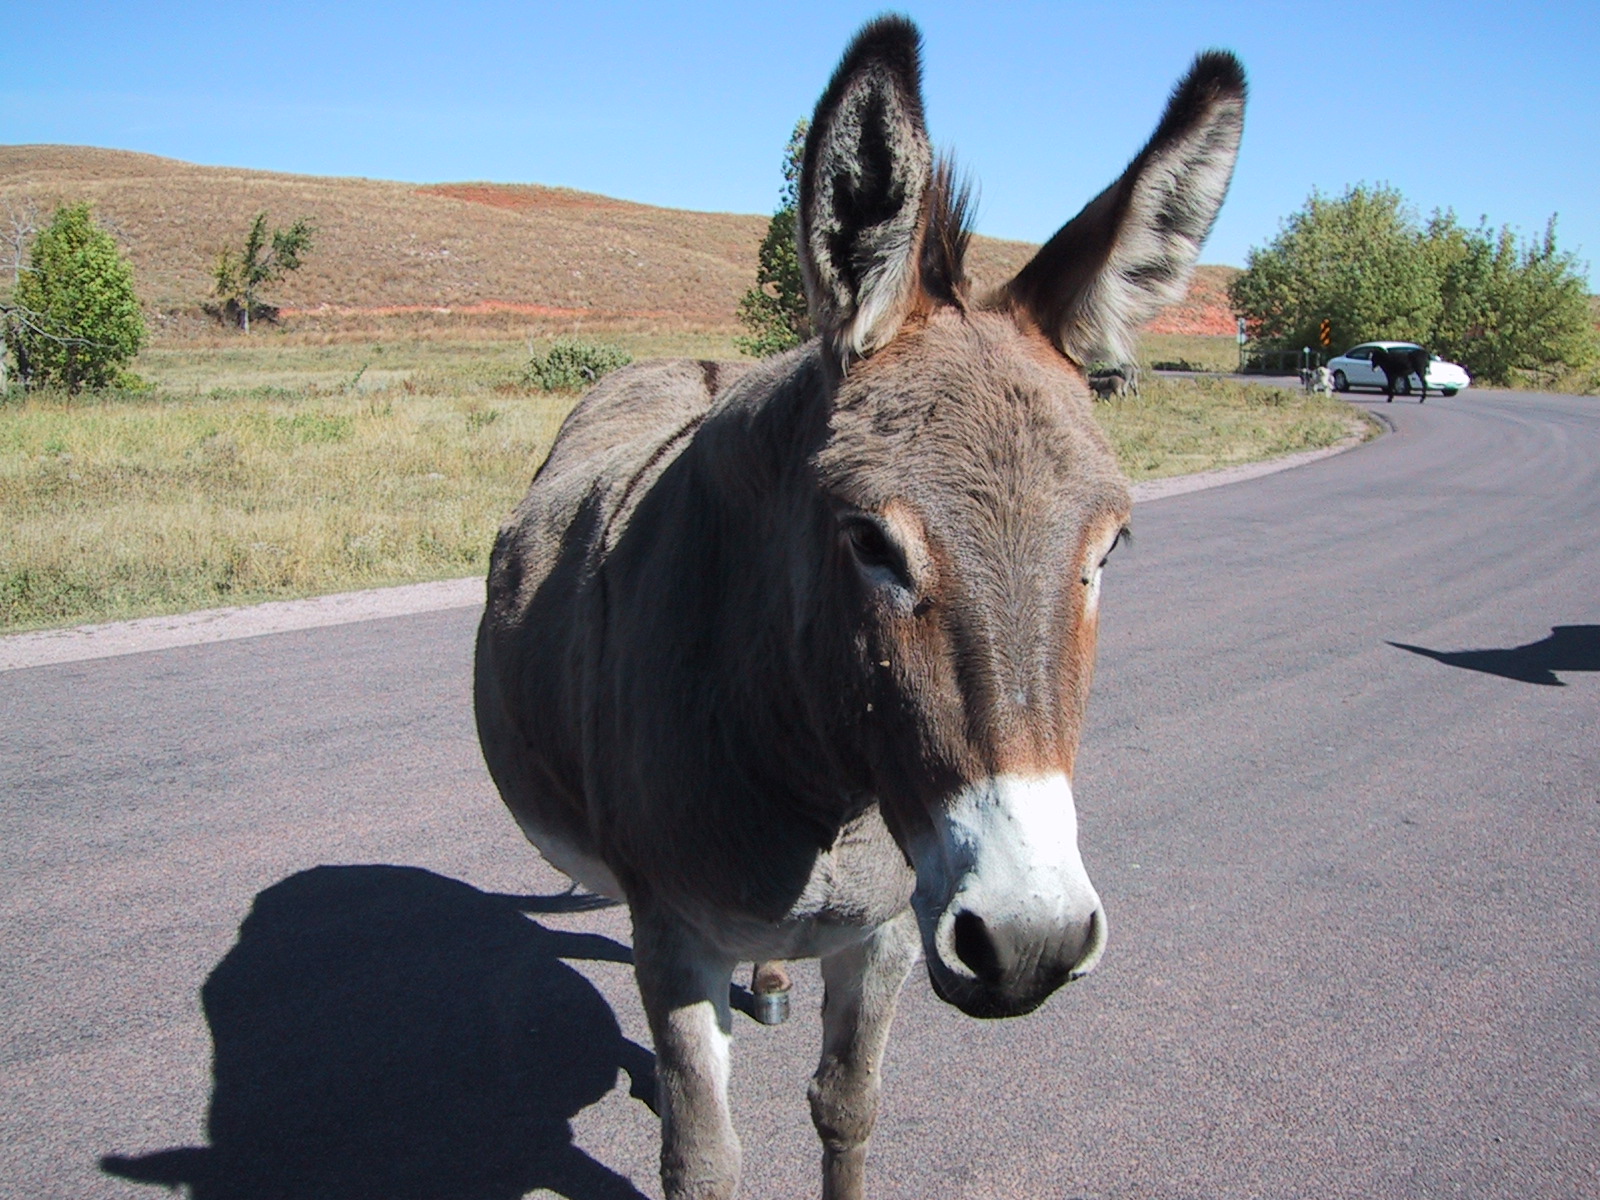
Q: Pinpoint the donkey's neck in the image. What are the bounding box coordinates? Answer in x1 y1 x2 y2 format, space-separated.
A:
659 348 875 831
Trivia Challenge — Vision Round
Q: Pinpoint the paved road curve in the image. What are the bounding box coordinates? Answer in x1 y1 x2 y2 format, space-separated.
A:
3 388 1596 1199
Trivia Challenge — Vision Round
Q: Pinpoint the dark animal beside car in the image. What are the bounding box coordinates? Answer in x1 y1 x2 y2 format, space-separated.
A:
1372 345 1432 403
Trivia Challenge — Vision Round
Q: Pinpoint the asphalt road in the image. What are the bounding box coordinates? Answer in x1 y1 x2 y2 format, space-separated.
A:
3 388 1596 1200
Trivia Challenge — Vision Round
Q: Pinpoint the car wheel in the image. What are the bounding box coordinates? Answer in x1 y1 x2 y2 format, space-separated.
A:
1442 388 1458 397
1399 376 1412 395
1332 370 1348 392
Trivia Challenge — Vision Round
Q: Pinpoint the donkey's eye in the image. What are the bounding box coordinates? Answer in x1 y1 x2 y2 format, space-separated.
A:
1082 526 1130 584
1099 526 1130 569
841 517 906 581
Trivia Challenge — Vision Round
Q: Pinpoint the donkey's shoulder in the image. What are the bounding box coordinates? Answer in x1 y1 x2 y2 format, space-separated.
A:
493 358 763 596
537 358 753 484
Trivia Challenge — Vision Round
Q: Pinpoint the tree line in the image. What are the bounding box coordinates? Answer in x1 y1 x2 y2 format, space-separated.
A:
1228 184 1594 386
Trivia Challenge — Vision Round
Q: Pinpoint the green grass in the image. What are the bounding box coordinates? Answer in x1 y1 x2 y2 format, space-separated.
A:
1 338 1367 632
1095 374 1367 481
1138 333 1243 374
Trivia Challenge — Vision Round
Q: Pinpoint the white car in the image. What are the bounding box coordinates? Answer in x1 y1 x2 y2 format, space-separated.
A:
1327 341 1470 396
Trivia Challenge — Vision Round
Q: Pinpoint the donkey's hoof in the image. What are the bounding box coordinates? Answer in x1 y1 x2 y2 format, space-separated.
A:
752 987 791 1025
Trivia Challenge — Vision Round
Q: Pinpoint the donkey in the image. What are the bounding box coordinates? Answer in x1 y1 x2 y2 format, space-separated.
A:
475 17 1244 1200
1088 364 1141 399
1372 344 1432 402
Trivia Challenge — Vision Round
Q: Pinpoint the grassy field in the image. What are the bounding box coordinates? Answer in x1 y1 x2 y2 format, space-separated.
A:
0 145 1048 334
1096 373 1365 479
1 334 1365 633
1138 333 1242 373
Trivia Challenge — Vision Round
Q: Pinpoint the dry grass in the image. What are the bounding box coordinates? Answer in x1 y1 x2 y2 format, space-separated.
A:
0 146 767 326
1 148 1361 632
0 146 1243 349
1 355 577 631
1138 333 1241 373
0 145 1059 345
1 338 1364 633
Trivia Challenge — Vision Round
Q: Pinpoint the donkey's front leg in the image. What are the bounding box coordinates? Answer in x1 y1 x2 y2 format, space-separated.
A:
632 904 741 1200
808 911 921 1200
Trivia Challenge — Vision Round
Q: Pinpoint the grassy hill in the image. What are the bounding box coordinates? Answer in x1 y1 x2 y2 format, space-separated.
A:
0 145 1238 344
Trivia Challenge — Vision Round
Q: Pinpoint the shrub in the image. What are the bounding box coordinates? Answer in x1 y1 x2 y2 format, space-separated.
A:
524 338 632 391
4 203 145 393
1229 185 1438 355
1230 185 1596 385
1426 215 1595 386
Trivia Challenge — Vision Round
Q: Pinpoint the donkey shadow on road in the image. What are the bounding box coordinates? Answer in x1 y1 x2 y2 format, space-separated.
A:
102 864 657 1200
1389 624 1600 687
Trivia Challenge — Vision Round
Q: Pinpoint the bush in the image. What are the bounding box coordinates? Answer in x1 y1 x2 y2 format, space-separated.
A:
4 203 145 393
1229 185 1438 355
524 338 632 391
1426 215 1595 387
1230 185 1595 386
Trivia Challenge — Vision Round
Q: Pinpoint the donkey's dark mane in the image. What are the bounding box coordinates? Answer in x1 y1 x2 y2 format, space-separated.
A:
920 159 974 306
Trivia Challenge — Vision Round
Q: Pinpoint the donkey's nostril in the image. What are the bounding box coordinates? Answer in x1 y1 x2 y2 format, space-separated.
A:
952 910 1005 984
1068 907 1108 979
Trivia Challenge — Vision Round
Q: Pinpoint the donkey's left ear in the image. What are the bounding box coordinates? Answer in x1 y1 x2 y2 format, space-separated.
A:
798 16 933 363
1000 52 1246 365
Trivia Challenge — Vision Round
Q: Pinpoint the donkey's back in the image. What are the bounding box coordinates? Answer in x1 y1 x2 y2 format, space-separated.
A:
475 356 758 895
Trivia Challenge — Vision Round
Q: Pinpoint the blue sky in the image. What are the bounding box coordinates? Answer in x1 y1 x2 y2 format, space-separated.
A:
5 1 1598 286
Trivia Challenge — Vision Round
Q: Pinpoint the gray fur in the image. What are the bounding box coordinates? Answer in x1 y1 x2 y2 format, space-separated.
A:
798 17 933 363
1002 51 1246 366
476 18 1245 1200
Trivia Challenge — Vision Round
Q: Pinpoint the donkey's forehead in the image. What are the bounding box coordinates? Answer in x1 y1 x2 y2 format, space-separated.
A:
817 310 1129 521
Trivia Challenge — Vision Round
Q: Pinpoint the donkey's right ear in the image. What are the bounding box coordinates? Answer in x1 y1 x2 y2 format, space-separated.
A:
798 16 933 364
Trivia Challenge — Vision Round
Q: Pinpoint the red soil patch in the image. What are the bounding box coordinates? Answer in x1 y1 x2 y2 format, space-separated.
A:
1142 265 1240 336
1143 306 1238 336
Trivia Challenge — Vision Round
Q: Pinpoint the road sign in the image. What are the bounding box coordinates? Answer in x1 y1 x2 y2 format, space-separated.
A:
1319 318 1331 347
1237 317 1247 346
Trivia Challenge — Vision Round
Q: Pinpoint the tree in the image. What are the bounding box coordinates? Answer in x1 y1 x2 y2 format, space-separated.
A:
1231 184 1595 385
213 212 315 332
735 120 812 357
1228 185 1439 355
2 202 145 393
1428 214 1594 386
0 201 40 392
